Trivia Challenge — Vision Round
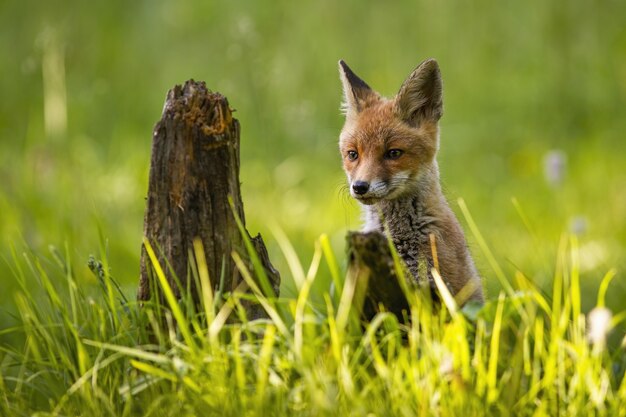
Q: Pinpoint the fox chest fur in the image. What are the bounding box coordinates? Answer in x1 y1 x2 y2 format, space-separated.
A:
338 59 484 304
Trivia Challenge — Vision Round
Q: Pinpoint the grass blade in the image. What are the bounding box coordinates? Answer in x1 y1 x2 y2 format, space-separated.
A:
142 238 198 351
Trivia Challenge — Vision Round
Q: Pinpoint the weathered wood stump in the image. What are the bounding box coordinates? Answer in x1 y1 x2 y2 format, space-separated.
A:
138 80 280 318
347 231 437 320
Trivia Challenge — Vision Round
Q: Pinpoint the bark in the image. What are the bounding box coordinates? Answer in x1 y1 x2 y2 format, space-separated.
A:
138 80 279 318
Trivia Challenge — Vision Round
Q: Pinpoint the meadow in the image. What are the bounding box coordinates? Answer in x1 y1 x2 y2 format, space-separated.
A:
1 0 626 415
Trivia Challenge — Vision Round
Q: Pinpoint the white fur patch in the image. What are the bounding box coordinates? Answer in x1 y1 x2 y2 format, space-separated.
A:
393 170 411 181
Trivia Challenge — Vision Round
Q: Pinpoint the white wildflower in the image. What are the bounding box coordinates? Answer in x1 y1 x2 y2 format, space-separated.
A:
569 216 588 236
544 150 566 187
587 307 612 346
439 353 454 376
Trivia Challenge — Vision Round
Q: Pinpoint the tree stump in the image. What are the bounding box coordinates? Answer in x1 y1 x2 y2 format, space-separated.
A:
138 80 280 318
347 231 437 321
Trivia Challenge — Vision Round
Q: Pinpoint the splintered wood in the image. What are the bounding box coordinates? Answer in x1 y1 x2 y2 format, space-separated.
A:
138 80 279 319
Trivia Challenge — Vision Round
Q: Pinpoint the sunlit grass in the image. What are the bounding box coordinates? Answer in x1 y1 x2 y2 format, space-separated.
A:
2 1 626 415
2 0 626 342
1 230 625 417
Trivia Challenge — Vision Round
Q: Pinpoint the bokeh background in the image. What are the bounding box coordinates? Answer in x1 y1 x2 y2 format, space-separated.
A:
2 0 626 336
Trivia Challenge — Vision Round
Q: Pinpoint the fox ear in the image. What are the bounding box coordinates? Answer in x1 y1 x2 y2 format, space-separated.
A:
395 59 443 126
338 60 378 116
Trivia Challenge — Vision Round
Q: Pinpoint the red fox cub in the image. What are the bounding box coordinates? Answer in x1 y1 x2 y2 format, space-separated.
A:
338 59 484 304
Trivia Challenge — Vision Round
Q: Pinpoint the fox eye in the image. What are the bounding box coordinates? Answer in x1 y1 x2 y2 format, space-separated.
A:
386 149 403 160
347 150 358 161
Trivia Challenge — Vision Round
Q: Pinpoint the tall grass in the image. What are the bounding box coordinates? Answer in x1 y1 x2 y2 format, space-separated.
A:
1 230 625 416
2 2 625 415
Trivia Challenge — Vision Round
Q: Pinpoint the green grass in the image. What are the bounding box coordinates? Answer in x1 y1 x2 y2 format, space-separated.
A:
1 230 625 416
2 0 626 415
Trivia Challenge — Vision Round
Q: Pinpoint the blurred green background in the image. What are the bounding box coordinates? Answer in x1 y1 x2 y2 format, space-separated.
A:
2 0 626 335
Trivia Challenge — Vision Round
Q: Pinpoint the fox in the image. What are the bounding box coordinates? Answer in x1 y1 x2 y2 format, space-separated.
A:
338 58 484 304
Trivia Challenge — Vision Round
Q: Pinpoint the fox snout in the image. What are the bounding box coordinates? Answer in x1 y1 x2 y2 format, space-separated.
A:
349 177 383 203
351 180 369 195
348 174 412 203
349 180 381 204
349 179 385 204
349 178 384 200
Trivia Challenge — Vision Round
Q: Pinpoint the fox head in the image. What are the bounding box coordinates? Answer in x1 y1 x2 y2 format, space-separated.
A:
338 59 443 205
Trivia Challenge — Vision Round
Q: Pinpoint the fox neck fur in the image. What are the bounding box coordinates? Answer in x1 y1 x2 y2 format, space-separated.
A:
363 162 482 303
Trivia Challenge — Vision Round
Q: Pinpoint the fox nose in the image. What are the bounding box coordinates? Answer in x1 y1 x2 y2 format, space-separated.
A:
352 181 370 195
